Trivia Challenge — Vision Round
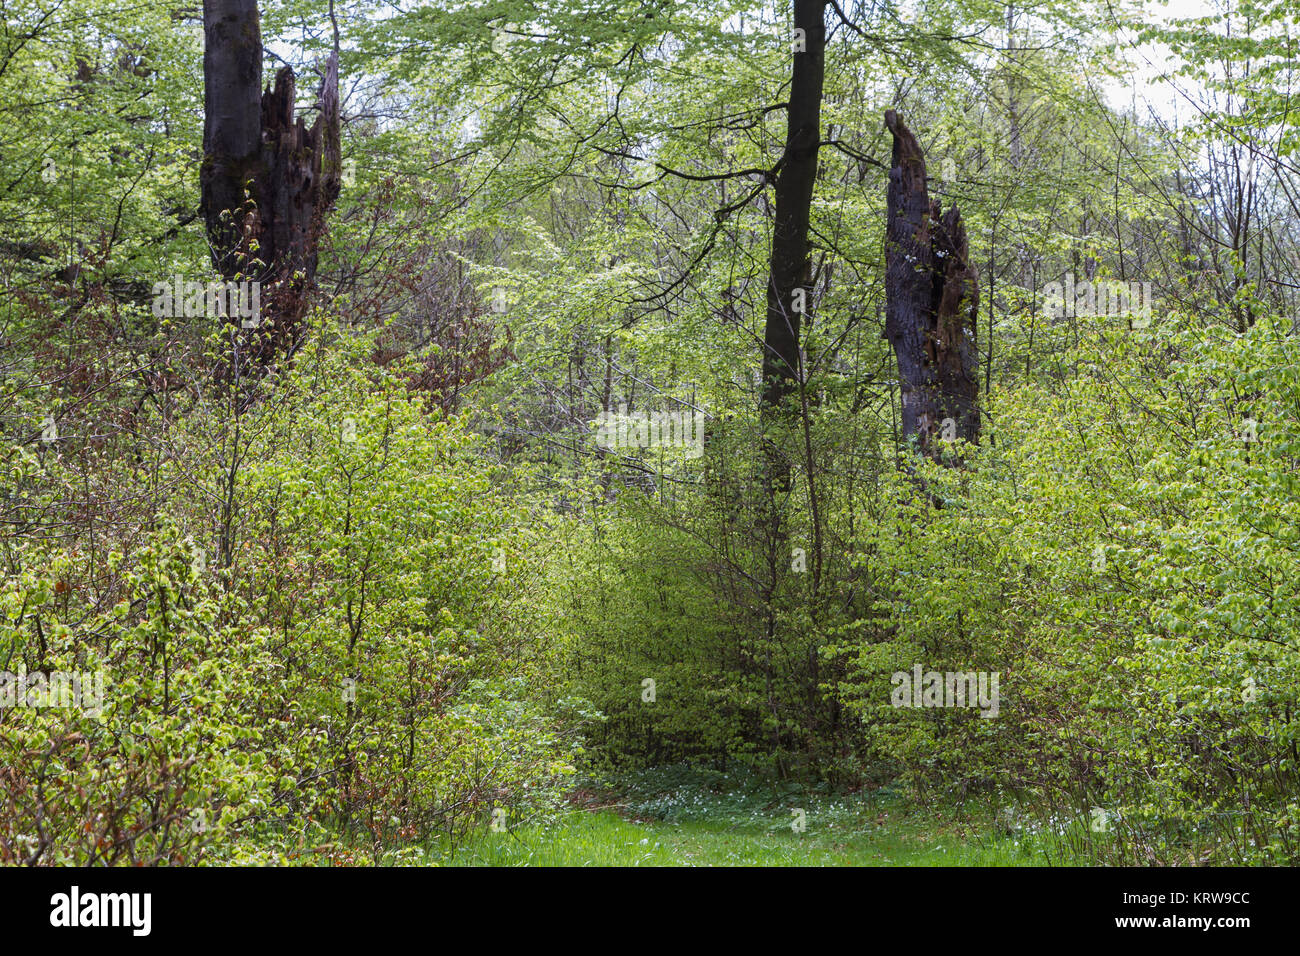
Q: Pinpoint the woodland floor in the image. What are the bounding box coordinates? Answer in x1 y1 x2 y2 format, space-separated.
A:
428 767 1082 867
442 808 1037 866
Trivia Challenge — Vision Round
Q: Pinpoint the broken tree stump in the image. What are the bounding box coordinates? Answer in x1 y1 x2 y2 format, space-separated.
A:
201 0 341 375
883 109 980 461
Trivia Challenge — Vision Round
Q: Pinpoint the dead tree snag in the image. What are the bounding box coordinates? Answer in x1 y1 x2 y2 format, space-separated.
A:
884 109 980 461
201 0 341 375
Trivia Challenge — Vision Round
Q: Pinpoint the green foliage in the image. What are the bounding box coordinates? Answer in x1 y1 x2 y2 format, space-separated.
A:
0 325 587 863
6 0 1300 868
557 503 751 770
0 524 282 864
838 313 1300 863
232 334 583 851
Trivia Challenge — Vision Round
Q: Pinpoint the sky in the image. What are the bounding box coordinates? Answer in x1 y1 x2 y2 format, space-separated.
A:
1104 0 1219 121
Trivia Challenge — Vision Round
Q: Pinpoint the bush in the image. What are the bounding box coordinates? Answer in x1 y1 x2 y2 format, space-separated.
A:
0 325 586 864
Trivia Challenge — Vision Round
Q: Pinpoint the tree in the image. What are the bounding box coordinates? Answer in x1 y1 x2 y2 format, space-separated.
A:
884 109 979 460
201 0 342 374
760 0 826 427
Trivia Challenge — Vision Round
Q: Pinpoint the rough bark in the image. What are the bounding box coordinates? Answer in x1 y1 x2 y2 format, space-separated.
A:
751 2 827 780
760 0 825 421
201 0 341 373
884 109 980 460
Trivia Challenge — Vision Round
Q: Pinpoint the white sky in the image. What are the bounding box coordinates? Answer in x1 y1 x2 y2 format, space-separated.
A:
1104 0 1220 121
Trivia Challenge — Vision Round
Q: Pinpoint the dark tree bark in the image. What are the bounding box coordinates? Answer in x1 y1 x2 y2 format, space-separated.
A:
884 109 980 460
749 2 827 779
760 0 825 423
201 0 341 373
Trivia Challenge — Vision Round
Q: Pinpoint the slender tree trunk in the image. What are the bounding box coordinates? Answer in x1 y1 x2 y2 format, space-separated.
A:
760 0 825 425
757 0 825 547
755 0 826 780
884 110 980 460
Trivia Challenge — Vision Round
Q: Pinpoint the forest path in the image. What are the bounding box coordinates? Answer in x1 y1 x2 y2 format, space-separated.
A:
446 807 1034 866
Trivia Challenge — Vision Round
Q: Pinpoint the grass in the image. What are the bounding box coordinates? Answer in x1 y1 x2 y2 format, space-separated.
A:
443 807 1037 866
231 766 1250 866
243 766 1109 866
434 766 1054 866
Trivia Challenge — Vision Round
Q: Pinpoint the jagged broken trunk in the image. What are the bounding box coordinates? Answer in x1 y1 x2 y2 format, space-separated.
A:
884 110 980 460
201 0 340 375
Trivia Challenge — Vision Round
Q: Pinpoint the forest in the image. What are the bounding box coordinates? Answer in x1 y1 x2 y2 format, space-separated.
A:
1 0 1298 870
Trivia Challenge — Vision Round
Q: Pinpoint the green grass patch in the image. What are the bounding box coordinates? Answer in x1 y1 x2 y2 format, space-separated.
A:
433 765 1063 866
441 807 1038 866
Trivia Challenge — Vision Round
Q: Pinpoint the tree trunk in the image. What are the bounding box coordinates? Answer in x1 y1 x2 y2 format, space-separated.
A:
753 1 826 780
884 109 980 460
760 0 825 423
201 0 341 374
